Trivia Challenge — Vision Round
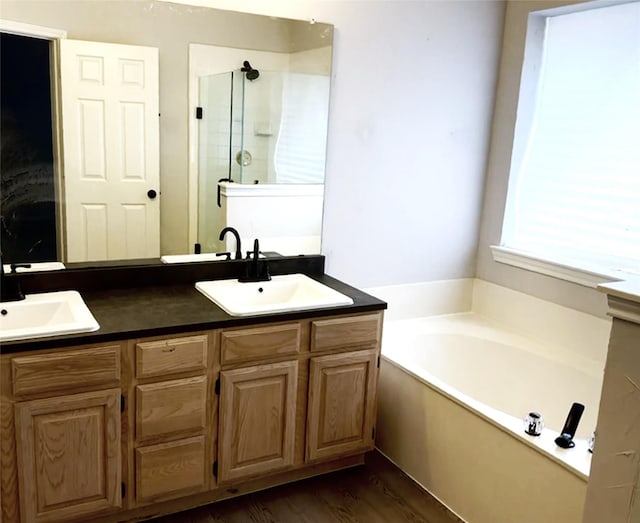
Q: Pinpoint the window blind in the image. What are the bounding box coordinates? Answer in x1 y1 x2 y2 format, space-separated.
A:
274 73 329 185
504 2 640 275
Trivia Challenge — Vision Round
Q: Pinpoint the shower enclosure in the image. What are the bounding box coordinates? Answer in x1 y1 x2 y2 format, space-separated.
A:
197 66 330 253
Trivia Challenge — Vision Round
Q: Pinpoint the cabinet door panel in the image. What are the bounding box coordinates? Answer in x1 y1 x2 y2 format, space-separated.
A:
14 388 121 522
136 376 207 442
135 436 207 503
307 350 377 462
218 361 297 483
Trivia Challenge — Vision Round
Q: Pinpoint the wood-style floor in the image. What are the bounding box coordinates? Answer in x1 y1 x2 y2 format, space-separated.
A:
152 451 464 523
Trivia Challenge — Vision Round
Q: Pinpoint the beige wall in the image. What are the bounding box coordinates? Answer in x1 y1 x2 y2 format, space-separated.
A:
474 0 612 318
1 0 329 256
584 310 640 523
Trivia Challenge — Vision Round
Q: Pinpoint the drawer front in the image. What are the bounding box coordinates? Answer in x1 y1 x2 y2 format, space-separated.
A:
310 313 382 353
221 323 301 365
136 334 208 379
135 436 207 503
11 345 121 396
136 376 207 441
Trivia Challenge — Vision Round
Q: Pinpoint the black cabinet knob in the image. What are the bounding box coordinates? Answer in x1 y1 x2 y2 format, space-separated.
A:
147 189 157 199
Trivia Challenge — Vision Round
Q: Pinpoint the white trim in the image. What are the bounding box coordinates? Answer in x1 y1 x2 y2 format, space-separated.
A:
0 19 67 39
490 245 624 288
598 279 640 305
604 296 640 324
220 182 323 198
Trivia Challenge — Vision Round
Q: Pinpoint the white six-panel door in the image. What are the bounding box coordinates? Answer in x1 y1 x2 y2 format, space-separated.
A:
60 39 159 262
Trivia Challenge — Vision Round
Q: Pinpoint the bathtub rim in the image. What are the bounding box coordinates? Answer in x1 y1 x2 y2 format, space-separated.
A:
380 350 591 482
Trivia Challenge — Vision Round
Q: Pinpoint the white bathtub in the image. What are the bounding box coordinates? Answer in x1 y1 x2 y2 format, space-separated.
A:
372 279 610 523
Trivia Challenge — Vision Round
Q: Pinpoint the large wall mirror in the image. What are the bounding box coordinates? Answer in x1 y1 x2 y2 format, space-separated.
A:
0 0 333 268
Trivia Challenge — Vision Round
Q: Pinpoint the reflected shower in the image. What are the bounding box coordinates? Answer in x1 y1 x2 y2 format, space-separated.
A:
241 60 259 81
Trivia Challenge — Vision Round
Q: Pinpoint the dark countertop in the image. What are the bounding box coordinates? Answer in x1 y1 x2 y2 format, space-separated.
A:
1 267 386 353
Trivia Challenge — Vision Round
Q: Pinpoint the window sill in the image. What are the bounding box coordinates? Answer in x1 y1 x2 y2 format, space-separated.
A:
490 246 627 288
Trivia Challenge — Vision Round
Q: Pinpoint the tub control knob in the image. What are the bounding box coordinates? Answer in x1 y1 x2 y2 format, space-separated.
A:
524 412 544 436
588 430 596 453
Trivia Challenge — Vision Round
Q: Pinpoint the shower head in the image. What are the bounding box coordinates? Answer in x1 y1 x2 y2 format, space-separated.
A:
241 60 260 81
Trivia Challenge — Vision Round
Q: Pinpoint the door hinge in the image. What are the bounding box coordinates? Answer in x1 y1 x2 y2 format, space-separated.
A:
377 356 380 368
121 482 126 498
212 460 218 478
372 427 376 440
196 106 203 119
215 377 220 395
120 395 125 412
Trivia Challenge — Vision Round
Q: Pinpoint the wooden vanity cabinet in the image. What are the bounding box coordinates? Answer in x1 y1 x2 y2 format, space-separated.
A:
217 322 302 484
128 333 213 506
306 314 382 462
0 310 383 523
1 344 124 523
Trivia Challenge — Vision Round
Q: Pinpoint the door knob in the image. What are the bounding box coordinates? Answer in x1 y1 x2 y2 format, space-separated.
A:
147 189 158 199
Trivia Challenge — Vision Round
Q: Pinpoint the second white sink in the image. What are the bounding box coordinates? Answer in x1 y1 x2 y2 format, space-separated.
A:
0 290 100 342
195 273 354 316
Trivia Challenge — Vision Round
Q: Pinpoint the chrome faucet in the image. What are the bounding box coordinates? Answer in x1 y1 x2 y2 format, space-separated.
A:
218 227 243 260
239 239 271 283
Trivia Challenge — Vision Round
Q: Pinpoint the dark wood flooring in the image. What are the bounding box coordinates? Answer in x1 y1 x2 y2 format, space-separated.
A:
152 451 464 523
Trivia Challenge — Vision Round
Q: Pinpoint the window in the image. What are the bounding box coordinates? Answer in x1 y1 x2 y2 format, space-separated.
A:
496 1 640 286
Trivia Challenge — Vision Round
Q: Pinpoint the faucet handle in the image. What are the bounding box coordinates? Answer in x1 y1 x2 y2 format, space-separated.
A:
261 259 272 281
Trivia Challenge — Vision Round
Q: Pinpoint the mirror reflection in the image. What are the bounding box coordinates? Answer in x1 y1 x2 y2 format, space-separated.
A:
0 1 333 268
192 44 330 255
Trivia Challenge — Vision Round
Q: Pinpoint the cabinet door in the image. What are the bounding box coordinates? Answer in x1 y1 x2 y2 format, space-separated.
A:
14 389 121 523
306 349 378 462
218 361 297 483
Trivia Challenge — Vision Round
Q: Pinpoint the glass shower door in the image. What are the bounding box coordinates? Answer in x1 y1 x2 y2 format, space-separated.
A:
197 72 232 253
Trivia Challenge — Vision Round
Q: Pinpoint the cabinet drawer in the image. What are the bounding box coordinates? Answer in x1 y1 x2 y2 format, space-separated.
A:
135 436 207 503
136 335 208 378
221 323 301 365
136 376 207 441
310 313 381 353
11 345 121 396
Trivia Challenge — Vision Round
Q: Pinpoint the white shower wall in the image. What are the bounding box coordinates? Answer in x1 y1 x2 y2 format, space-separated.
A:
220 183 323 255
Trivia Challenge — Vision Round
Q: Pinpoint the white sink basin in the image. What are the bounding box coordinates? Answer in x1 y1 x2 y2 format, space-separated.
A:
195 273 354 316
0 291 100 342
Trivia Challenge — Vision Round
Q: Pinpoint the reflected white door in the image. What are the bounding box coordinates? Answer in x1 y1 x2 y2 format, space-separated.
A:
60 39 159 262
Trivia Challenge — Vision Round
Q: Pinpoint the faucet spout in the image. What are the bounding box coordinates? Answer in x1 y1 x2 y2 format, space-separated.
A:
219 227 243 260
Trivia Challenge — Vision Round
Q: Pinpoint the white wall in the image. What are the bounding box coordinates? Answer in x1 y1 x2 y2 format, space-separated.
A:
177 0 506 288
474 0 610 317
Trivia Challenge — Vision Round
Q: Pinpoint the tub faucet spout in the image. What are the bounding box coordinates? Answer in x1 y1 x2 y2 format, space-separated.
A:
554 402 584 449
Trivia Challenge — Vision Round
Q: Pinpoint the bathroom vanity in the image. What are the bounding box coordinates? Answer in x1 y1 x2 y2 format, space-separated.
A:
0 257 386 523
